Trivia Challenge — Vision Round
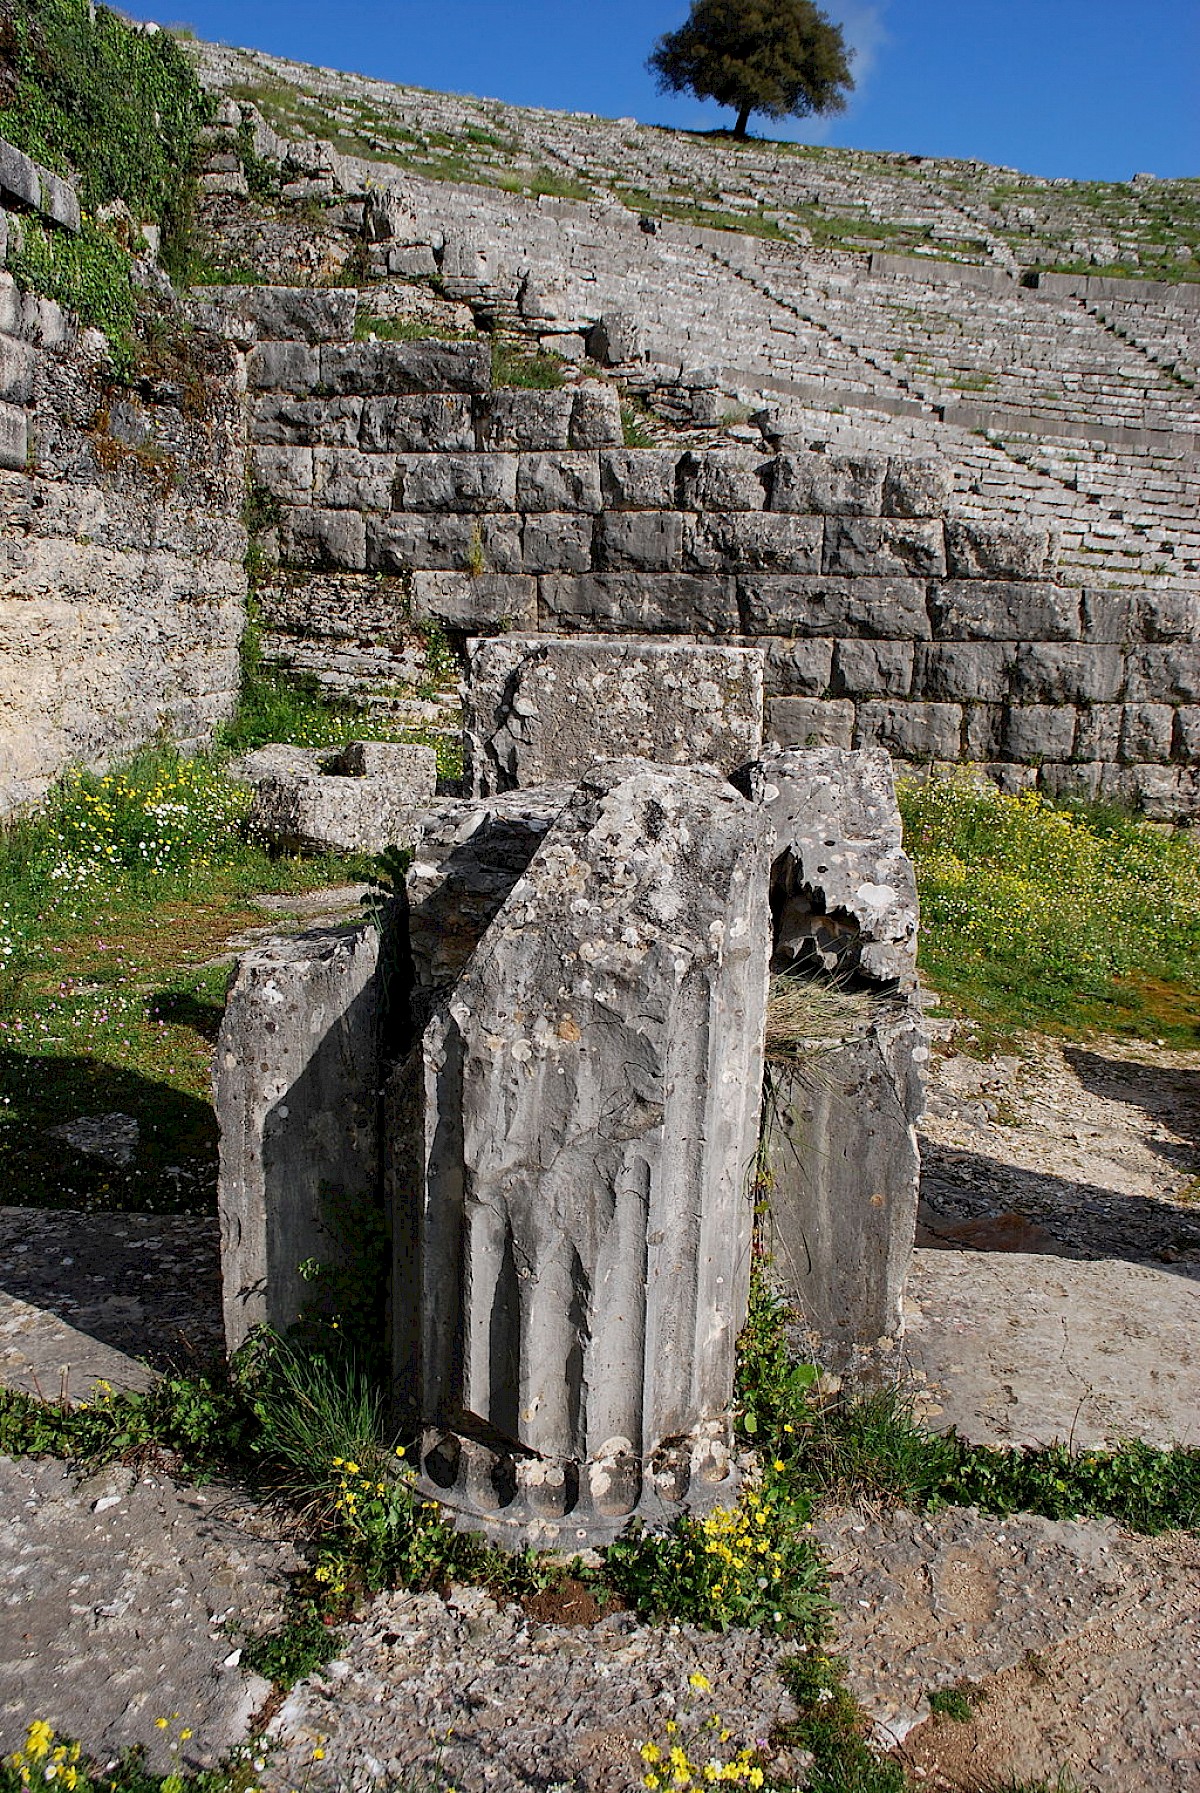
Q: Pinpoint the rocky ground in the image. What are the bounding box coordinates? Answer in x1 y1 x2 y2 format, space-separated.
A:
1 993 1198 1791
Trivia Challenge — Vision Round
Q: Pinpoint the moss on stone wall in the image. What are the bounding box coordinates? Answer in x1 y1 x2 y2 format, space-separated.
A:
0 0 210 276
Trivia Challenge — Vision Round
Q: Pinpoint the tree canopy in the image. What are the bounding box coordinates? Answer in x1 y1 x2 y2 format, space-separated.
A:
648 0 854 142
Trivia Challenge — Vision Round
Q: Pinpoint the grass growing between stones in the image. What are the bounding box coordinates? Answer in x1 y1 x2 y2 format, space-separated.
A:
898 776 1200 1047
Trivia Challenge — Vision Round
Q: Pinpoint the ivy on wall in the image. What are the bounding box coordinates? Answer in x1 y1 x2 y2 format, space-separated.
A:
0 0 210 277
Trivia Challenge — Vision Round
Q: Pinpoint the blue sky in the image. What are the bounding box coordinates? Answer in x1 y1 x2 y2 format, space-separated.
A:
150 0 1199 182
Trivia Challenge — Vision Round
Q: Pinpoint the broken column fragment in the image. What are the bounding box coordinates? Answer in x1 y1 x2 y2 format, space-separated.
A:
462 635 765 796
392 760 774 1545
215 923 383 1352
740 746 926 1371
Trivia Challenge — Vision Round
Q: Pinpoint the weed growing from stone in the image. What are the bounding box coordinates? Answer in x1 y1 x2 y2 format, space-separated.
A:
605 1467 828 1636
490 338 567 390
740 1280 1200 1533
636 1675 769 1790
776 1651 908 1793
899 774 1200 1044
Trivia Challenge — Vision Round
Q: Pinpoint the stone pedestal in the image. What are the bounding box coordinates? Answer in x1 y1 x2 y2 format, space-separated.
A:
463 635 764 796
391 760 773 1545
215 923 382 1351
741 745 926 1370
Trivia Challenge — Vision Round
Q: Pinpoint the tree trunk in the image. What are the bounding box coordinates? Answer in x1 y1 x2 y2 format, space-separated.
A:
733 103 752 140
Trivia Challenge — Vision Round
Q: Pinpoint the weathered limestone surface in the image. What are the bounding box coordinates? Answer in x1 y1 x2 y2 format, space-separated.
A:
742 746 925 1367
739 744 919 988
216 923 382 1351
403 786 573 1031
0 251 245 816
392 761 773 1543
247 743 437 854
764 998 924 1369
462 635 765 796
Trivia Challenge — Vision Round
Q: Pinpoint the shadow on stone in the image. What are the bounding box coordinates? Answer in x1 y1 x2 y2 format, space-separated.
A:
1062 1044 1200 1172
919 1137 1200 1279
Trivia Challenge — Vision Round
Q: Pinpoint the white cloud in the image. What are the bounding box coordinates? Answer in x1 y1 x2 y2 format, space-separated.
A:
797 1 890 140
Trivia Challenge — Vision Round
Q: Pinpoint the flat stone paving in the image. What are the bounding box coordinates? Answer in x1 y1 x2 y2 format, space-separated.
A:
0 1459 293 1769
905 1250 1200 1448
0 1026 1198 1788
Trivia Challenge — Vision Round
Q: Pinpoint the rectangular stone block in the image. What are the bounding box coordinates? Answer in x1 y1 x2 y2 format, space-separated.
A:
393 452 518 513
540 573 738 635
569 383 624 449
0 332 36 405
216 923 382 1351
278 506 367 571
359 394 475 453
855 700 962 761
930 581 1081 642
312 447 397 511
595 510 685 571
411 570 537 632
252 445 313 504
1004 705 1077 761
247 340 319 393
319 339 491 395
686 512 823 574
677 449 768 511
252 394 363 448
0 140 40 210
766 697 856 751
249 759 436 855
882 458 954 519
740 575 930 640
1125 646 1200 704
463 635 764 794
912 642 1015 703
944 519 1056 580
823 518 946 578
370 513 523 575
762 1001 923 1367
1136 591 1200 643
1120 703 1175 763
1011 643 1126 705
831 640 914 699
763 636 835 697
1074 704 1122 762
0 398 27 472
1081 589 1135 645
771 451 886 517
522 513 594 574
599 448 680 509
476 388 574 451
516 451 602 514
204 284 356 344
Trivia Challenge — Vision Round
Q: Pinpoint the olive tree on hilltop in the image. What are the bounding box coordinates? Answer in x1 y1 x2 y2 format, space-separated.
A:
648 0 854 142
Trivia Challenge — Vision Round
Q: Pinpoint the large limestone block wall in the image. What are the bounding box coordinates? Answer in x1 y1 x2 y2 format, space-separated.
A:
0 141 247 817
247 334 1200 819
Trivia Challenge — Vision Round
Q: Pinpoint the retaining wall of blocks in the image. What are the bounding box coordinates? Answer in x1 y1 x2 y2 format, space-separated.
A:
248 334 1200 819
0 139 247 817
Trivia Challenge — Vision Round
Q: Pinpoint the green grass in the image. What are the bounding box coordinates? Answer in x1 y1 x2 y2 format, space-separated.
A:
353 312 474 343
490 337 568 389
899 776 1200 1046
0 746 375 1214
